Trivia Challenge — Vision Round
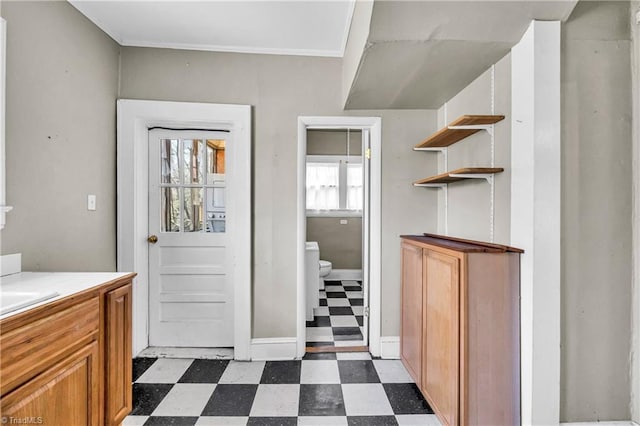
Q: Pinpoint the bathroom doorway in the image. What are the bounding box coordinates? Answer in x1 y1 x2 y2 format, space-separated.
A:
305 129 366 350
296 117 382 358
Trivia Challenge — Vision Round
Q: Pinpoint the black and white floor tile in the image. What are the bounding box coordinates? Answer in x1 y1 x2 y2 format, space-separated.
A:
124 354 442 426
306 280 365 347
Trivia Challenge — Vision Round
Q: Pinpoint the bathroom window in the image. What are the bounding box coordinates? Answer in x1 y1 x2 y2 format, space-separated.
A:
306 155 362 216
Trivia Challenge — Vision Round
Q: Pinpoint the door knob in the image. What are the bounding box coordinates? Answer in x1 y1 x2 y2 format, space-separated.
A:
148 235 158 244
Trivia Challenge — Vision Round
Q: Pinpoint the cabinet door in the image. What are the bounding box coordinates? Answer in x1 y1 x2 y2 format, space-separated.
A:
105 283 133 425
400 242 424 386
423 250 460 426
1 342 100 426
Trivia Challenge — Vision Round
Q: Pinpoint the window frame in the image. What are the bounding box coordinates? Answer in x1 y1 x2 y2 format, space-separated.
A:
306 155 363 217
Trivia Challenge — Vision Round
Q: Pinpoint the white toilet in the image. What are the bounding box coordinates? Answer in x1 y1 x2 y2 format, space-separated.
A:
319 259 332 290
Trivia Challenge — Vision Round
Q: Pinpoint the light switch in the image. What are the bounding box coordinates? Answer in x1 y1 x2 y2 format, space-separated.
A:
87 195 96 211
340 219 348 225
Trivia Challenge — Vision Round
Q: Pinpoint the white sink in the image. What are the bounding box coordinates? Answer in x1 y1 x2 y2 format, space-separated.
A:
0 290 59 315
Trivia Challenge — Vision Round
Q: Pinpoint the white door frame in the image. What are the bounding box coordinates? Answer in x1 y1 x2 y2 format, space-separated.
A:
117 99 252 360
296 116 382 358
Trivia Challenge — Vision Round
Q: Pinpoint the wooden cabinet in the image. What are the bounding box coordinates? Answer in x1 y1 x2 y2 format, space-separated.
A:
1 342 100 426
400 234 521 426
423 250 459 426
400 241 424 388
0 274 135 426
105 283 133 425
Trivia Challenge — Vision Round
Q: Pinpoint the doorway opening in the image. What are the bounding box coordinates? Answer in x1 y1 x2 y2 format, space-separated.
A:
296 117 382 358
304 129 366 352
147 129 232 349
117 100 252 360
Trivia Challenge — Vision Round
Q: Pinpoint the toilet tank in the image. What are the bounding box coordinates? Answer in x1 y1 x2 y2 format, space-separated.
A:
306 241 319 252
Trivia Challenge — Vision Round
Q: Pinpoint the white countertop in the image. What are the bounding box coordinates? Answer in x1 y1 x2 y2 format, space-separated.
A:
0 272 134 320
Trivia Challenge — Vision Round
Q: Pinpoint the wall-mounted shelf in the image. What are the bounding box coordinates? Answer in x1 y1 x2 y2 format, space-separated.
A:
413 167 504 187
415 115 505 149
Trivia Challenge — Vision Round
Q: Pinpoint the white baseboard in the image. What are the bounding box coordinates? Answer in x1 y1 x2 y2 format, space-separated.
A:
380 336 400 359
327 269 363 281
251 338 298 361
561 422 639 426
137 347 233 360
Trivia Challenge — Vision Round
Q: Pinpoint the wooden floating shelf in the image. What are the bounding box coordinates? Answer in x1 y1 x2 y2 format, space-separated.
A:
415 115 505 149
414 167 504 186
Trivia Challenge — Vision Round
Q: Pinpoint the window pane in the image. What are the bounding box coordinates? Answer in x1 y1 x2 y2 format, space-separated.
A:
161 187 179 232
205 187 225 233
206 139 226 185
347 164 363 211
183 188 203 232
306 163 339 210
161 139 180 184
183 139 204 184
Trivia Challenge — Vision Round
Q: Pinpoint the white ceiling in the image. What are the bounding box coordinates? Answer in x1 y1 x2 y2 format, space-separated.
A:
69 0 356 57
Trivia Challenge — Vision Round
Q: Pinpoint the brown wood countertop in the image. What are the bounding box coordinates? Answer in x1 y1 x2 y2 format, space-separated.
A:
400 233 524 254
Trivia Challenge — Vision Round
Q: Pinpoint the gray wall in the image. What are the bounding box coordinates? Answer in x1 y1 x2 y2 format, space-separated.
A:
435 53 512 245
306 217 362 270
306 130 363 271
119 47 438 338
560 1 633 421
0 2 120 271
633 2 640 421
342 0 373 108
376 109 438 335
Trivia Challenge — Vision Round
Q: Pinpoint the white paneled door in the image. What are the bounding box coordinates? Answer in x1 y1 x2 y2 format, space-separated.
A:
148 129 233 347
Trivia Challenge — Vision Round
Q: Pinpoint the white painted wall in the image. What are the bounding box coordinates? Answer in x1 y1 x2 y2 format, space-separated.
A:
511 21 561 426
435 53 512 244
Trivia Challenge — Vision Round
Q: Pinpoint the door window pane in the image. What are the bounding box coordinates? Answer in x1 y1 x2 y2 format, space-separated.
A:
161 139 180 184
183 188 203 232
161 187 180 232
206 187 225 233
159 136 227 234
183 140 204 184
206 140 226 185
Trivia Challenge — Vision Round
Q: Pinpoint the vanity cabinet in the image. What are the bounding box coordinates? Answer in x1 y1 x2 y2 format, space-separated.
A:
1 342 101 425
400 235 521 426
105 283 133 425
0 274 135 426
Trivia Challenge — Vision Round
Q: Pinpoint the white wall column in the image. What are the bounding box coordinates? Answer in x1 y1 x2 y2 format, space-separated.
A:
511 21 561 426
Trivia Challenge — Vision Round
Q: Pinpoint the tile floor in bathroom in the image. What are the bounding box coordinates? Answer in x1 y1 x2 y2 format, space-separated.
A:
306 280 365 347
124 353 441 426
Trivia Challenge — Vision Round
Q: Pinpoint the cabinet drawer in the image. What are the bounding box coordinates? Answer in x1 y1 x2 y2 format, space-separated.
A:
0 297 99 395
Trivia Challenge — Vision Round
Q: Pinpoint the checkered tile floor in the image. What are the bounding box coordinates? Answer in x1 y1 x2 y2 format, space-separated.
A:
124 353 441 426
306 280 365 347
